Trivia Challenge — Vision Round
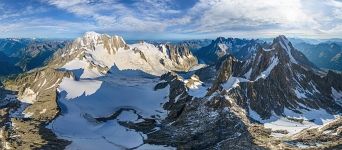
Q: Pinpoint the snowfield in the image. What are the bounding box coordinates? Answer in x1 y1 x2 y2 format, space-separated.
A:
255 56 279 80
49 68 172 150
249 104 337 137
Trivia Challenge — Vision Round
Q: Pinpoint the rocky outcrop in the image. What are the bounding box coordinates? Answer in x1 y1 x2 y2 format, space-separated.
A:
286 117 342 149
211 36 342 119
1 68 72 149
159 44 198 71
122 72 264 149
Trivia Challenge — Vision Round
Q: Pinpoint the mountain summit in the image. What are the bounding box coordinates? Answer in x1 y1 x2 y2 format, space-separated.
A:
49 31 199 77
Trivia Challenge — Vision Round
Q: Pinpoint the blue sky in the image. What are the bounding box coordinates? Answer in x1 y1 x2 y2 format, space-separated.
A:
0 0 341 39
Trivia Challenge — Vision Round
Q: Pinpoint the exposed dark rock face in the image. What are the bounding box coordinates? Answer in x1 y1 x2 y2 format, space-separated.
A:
121 72 265 149
207 35 342 119
207 55 245 95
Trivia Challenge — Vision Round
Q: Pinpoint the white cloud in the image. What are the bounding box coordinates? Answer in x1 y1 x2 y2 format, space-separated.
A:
177 0 342 38
0 18 97 38
42 0 179 33
1 0 341 38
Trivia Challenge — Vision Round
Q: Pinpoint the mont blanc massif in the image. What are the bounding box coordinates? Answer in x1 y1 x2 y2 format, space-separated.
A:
0 32 340 150
1 1 342 150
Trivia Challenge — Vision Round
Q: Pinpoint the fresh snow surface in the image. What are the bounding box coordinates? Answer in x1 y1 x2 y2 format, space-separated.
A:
39 109 47 114
23 111 34 118
184 76 208 98
18 87 37 104
116 110 139 122
249 105 337 136
222 77 249 91
58 77 103 99
136 144 176 150
294 88 308 99
331 87 342 106
255 56 279 80
61 58 103 79
218 43 228 52
187 85 208 98
278 36 298 64
189 64 207 71
50 70 170 150
64 33 199 77
114 43 170 76
243 68 252 79
66 40 193 77
263 48 275 51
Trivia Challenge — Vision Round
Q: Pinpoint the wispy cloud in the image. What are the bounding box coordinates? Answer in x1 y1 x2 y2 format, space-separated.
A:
180 0 342 38
0 0 341 38
41 0 183 32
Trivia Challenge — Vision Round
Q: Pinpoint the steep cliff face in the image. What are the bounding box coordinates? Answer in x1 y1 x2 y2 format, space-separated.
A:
123 72 264 149
206 36 341 118
159 44 198 71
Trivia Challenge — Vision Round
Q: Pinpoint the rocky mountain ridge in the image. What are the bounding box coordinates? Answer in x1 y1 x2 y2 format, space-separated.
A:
0 33 341 150
195 37 265 64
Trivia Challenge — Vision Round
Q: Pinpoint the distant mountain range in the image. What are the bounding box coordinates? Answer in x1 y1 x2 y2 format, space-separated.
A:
293 42 342 71
0 38 69 76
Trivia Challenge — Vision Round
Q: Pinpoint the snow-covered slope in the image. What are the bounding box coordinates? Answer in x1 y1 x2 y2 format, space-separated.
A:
57 32 197 77
44 32 201 149
49 70 172 149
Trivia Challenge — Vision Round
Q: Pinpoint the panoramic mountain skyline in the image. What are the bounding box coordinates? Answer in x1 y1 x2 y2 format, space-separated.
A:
1 1 342 150
0 0 341 39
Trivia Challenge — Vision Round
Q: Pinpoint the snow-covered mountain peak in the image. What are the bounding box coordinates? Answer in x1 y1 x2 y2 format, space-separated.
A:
73 31 126 49
276 35 288 41
84 31 103 38
56 32 199 78
271 35 299 64
269 35 317 69
214 37 226 43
